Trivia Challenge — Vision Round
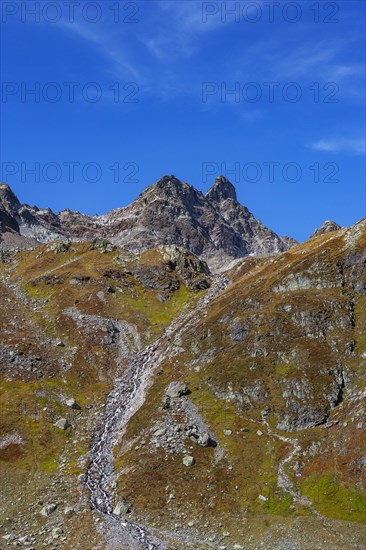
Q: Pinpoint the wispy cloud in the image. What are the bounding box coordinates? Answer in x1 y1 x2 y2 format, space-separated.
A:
53 2 225 99
246 39 357 81
309 138 365 155
55 20 140 81
46 2 365 107
139 0 225 61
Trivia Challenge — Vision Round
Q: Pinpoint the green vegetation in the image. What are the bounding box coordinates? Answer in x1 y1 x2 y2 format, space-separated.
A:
302 473 366 523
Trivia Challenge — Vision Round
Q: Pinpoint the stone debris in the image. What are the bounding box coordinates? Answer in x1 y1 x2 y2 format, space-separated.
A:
165 381 189 399
182 455 195 467
113 502 130 516
54 418 71 430
65 398 81 410
40 504 57 516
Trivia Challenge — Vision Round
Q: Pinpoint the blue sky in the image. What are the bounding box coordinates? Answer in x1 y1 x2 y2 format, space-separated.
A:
1 0 365 241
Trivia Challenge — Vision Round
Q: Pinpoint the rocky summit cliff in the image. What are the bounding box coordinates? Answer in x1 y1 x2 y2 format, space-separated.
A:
0 177 297 271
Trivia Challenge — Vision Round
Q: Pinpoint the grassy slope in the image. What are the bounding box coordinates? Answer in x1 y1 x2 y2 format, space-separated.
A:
0 243 205 548
112 223 366 548
0 224 365 548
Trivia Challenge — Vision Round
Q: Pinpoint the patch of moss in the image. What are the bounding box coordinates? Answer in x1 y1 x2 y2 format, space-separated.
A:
301 473 366 523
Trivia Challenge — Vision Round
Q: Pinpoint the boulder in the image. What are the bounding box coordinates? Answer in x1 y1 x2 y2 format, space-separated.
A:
165 381 188 399
113 502 130 516
55 338 65 347
182 455 195 467
64 506 75 516
40 504 57 516
52 527 63 537
90 238 116 253
54 418 71 430
198 433 210 447
2 534 15 541
65 398 81 410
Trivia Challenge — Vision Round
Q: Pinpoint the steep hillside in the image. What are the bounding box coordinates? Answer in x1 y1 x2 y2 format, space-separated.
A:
104 220 366 549
0 220 365 549
0 241 211 548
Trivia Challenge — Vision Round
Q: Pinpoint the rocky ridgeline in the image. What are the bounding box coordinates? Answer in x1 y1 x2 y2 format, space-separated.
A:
0 177 298 271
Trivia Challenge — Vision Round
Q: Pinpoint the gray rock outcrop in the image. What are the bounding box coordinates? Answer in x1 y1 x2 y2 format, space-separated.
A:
311 220 341 238
0 176 297 270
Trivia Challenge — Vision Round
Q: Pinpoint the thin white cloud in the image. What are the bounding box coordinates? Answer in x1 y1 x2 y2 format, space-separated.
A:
309 138 365 155
44 3 365 107
255 41 343 80
140 0 225 61
55 20 140 81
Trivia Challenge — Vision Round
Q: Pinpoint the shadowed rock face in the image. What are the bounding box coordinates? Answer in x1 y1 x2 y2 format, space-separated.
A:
0 176 296 269
0 183 21 216
0 184 21 233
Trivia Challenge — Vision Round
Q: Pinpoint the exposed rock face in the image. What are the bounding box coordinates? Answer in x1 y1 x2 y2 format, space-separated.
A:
112 501 130 516
0 176 296 269
0 183 67 246
90 238 117 253
205 175 237 202
0 183 21 233
311 220 341 238
87 175 297 270
164 381 189 399
179 218 366 437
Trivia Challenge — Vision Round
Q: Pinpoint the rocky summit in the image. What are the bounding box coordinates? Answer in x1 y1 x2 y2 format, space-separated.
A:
0 180 365 550
0 176 297 271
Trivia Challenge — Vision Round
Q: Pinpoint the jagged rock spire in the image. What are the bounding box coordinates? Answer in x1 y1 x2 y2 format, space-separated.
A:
0 183 21 216
206 176 237 202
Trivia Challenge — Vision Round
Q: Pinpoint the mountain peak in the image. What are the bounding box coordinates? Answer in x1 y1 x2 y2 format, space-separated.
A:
0 182 21 214
156 175 182 187
0 176 295 268
206 176 237 202
146 175 199 202
311 220 341 238
0 182 17 198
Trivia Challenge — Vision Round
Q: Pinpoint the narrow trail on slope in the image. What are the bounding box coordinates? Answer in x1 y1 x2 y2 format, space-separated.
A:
85 276 228 550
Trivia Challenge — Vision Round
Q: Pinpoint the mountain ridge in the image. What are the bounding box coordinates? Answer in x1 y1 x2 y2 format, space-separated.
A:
0 177 297 270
